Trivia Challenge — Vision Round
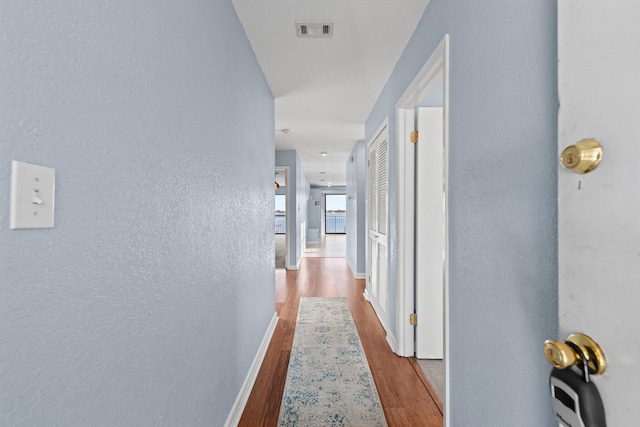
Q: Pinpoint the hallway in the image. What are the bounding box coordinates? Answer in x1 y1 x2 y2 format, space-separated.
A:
239 258 442 426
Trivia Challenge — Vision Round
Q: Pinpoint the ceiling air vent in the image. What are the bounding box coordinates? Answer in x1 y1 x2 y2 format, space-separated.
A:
296 21 333 38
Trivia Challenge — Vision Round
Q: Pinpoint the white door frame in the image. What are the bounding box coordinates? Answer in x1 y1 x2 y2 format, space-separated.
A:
276 166 292 269
394 34 450 424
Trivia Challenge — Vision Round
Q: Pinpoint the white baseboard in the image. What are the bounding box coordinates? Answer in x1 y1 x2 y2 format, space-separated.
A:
224 312 279 427
362 290 398 354
286 255 302 271
346 257 366 279
386 331 398 354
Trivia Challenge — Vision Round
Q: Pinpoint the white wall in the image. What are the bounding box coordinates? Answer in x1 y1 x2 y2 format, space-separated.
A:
0 2 275 425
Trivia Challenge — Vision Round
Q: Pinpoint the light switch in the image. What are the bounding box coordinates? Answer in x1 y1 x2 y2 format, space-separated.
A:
10 160 56 229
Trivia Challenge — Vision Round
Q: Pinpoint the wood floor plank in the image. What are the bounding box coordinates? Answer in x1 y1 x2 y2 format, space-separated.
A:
239 258 442 426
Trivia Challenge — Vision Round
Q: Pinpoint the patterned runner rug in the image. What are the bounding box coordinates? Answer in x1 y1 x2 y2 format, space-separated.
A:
278 297 387 426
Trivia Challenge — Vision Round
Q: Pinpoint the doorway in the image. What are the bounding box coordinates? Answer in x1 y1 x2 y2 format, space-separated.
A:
324 194 346 234
274 194 286 268
274 167 289 269
414 88 445 403
304 189 347 259
395 35 450 424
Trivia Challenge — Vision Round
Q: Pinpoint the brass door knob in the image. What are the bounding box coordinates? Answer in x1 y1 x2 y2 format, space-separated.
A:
560 139 603 174
544 340 577 369
544 333 606 375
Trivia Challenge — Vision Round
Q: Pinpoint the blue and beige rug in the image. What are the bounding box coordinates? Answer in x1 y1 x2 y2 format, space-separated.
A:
277 297 388 426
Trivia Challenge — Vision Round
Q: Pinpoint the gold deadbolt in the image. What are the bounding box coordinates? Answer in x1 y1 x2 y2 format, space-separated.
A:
544 333 606 375
560 139 603 174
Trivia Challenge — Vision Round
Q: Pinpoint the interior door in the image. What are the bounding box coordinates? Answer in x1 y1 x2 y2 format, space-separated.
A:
415 107 444 359
558 2 640 424
367 124 389 327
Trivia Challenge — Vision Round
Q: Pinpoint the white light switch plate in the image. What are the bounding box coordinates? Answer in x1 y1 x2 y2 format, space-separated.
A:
10 160 56 229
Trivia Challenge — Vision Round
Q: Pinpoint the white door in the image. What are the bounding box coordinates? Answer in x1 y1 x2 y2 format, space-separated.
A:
558 1 640 425
367 122 389 328
415 107 444 359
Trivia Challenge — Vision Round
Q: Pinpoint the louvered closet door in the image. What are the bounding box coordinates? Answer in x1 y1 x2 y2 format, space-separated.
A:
368 145 378 299
367 123 389 326
376 137 388 312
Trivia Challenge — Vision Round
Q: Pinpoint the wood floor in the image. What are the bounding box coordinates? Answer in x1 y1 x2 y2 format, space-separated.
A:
239 257 443 426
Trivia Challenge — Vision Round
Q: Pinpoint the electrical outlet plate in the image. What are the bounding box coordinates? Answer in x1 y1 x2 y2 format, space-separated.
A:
10 160 56 229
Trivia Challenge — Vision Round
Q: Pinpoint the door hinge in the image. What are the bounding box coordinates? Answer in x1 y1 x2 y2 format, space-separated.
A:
409 313 418 326
410 131 419 144
368 275 371 282
368 159 370 167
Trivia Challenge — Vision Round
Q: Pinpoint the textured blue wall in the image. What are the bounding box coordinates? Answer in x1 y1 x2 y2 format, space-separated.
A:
307 188 322 234
0 1 275 425
308 188 324 234
365 0 558 425
346 141 366 277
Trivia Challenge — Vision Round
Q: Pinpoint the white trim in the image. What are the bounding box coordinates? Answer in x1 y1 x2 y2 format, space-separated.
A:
385 332 398 354
277 166 292 270
286 252 302 270
442 35 451 427
287 252 303 271
285 167 291 269
394 34 450 426
363 289 391 338
394 106 416 358
347 256 366 279
224 312 279 427
364 290 396 352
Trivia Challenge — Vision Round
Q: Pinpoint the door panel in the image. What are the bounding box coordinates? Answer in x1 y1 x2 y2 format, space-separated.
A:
558 2 640 424
377 239 387 311
367 124 389 325
369 142 378 300
415 107 444 359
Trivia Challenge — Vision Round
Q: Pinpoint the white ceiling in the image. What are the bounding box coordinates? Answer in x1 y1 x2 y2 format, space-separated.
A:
232 0 430 187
